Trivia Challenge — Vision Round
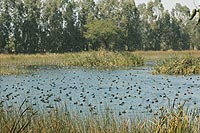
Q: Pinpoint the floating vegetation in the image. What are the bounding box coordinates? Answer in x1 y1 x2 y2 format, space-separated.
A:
153 55 200 75
0 51 144 75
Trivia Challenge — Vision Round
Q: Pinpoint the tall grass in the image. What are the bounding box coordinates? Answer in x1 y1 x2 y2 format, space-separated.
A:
153 55 200 75
0 100 199 133
0 51 144 75
1 50 200 75
133 50 200 61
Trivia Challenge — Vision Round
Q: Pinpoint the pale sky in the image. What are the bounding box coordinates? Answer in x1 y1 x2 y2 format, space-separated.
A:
134 0 200 11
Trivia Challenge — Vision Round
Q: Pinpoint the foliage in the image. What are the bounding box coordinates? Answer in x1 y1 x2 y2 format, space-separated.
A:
0 0 198 53
84 19 119 50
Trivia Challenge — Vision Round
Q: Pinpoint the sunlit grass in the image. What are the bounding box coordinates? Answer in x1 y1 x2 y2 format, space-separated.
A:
133 50 200 61
153 54 200 75
0 100 199 133
0 51 144 75
1 50 200 75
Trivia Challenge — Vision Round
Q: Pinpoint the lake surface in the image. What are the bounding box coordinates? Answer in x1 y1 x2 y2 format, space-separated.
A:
0 67 200 117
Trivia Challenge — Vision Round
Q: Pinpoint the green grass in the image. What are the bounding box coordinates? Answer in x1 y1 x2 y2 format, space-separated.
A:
153 55 200 75
0 51 144 75
0 100 199 133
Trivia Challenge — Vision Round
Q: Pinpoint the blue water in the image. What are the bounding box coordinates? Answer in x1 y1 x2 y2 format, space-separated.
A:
0 67 200 117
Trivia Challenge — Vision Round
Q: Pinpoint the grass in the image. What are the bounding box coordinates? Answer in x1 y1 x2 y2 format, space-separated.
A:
1 51 200 132
153 55 200 75
0 99 199 133
0 51 144 75
1 50 200 75
133 50 200 61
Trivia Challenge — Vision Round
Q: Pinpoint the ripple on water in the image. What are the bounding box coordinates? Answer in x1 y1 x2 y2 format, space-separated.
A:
0 67 200 118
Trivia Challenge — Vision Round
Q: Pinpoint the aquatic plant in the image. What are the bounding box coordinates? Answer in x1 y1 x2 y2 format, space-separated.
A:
153 55 200 75
0 100 199 133
151 99 200 133
0 99 37 133
0 51 144 75
133 50 200 61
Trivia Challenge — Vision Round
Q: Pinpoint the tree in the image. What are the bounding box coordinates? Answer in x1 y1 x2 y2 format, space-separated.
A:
84 19 118 50
41 0 64 52
61 0 84 52
0 0 12 53
0 0 197 53
11 0 42 53
171 4 190 50
121 0 141 50
22 0 41 53
138 1 162 50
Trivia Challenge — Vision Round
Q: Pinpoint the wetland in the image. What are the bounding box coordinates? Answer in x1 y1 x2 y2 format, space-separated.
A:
1 66 200 116
1 51 200 132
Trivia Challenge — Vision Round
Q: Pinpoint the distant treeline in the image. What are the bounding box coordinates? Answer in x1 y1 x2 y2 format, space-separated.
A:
0 0 199 53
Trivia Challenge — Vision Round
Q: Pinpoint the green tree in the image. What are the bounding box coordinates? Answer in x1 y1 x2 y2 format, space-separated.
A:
159 11 172 50
0 0 12 53
42 0 64 52
77 0 97 26
61 0 84 52
12 0 25 53
138 1 161 50
171 4 190 50
0 0 196 53
23 0 41 53
84 19 118 50
11 0 42 53
121 0 141 50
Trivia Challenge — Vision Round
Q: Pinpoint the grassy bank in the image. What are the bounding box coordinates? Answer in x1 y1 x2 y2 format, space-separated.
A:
0 101 199 133
0 51 144 75
133 50 200 61
1 50 200 75
153 55 200 75
134 50 200 75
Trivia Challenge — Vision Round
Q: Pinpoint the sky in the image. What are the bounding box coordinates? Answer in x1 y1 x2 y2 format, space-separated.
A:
134 0 200 11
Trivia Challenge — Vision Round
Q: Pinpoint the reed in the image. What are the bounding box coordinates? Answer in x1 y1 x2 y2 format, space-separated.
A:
0 100 199 133
1 50 200 75
133 50 200 61
0 99 37 133
0 51 144 75
153 55 200 75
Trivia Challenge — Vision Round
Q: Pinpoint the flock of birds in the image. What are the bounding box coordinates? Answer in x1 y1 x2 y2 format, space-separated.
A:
0 67 200 117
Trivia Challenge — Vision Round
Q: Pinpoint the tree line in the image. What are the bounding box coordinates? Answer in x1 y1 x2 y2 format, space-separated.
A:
0 0 199 54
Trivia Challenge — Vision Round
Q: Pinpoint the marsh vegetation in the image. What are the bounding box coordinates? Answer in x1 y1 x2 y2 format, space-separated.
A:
0 51 144 75
153 55 200 75
0 100 199 133
1 0 200 132
1 52 200 132
1 50 200 75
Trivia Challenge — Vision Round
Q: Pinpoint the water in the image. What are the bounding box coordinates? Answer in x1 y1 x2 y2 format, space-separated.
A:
0 67 200 117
